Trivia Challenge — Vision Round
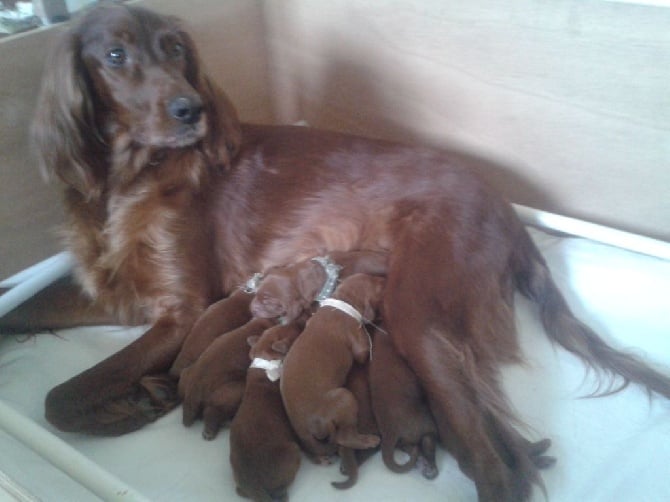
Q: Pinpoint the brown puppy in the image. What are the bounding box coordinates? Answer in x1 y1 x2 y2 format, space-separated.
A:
250 250 387 323
229 323 302 502
332 361 379 490
179 317 274 439
246 318 306 361
171 289 253 376
370 330 439 478
280 273 383 462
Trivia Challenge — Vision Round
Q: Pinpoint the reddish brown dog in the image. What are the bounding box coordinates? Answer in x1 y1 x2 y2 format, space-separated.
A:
280 274 383 462
229 323 302 502
34 4 670 500
250 250 387 323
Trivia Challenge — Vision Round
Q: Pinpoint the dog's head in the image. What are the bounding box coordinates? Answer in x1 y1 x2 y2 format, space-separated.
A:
32 2 241 198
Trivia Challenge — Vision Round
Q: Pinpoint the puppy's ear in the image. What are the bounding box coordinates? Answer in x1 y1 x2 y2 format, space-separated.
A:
31 28 105 200
179 29 242 169
247 335 260 348
296 263 324 305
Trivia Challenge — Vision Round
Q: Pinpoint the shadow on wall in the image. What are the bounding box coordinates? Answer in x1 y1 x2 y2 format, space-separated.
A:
290 44 557 212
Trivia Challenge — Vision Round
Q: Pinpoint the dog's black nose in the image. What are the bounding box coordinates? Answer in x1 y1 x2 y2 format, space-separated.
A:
168 96 203 124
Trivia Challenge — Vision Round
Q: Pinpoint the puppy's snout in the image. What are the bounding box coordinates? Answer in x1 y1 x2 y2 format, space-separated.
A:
168 95 203 124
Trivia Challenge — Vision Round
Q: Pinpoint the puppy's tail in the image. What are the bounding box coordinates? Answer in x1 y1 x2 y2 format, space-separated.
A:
381 438 419 473
331 446 358 489
513 230 670 399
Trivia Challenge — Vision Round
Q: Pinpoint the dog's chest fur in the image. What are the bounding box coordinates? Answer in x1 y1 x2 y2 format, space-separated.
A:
63 149 215 324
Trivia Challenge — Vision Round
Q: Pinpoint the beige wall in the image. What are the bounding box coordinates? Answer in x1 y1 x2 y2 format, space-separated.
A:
0 27 66 279
1 0 669 278
263 0 670 241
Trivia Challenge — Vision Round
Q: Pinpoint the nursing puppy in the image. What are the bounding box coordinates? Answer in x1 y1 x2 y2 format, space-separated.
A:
371 330 554 481
179 317 274 439
246 318 306 359
250 250 387 323
280 273 383 461
332 361 379 490
171 289 253 375
229 323 302 502
370 330 439 478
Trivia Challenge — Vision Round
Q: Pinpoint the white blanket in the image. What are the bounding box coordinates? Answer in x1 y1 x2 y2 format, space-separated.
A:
1 227 669 501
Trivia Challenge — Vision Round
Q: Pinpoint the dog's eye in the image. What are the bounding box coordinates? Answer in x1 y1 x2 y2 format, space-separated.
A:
168 42 185 59
106 47 127 67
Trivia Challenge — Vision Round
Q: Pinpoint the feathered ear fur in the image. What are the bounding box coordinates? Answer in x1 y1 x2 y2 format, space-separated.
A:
179 29 242 168
31 27 106 200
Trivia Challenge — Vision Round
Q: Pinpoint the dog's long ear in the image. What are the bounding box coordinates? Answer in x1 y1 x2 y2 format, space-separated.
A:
179 29 242 169
31 28 105 200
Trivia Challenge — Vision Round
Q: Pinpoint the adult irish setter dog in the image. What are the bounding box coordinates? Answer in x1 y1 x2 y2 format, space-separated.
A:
30 3 670 501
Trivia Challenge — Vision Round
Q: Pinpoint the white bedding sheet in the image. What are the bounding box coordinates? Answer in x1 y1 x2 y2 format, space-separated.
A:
1 227 669 501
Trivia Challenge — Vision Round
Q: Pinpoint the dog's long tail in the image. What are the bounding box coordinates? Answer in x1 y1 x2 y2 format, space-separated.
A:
513 230 670 399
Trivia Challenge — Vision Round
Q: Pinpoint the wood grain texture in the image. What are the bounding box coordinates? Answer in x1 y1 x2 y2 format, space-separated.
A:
264 0 670 241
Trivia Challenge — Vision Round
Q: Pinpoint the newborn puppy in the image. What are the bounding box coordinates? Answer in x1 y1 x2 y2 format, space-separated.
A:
250 250 387 323
370 330 439 479
171 289 253 376
229 323 302 502
179 317 274 439
246 315 307 361
280 273 384 462
332 361 379 490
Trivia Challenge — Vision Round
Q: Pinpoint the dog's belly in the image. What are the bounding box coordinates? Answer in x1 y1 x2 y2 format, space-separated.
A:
213 124 482 292
258 205 394 272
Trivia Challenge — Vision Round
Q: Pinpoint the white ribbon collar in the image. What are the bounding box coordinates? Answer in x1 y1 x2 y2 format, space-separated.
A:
318 298 373 359
318 298 364 324
249 357 283 381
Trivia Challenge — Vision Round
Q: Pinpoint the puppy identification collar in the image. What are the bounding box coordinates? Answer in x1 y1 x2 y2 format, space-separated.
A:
318 298 364 324
250 358 283 381
319 298 372 359
312 256 342 302
241 272 264 294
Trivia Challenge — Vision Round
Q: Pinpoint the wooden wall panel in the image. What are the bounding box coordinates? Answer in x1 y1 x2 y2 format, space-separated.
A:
264 0 670 241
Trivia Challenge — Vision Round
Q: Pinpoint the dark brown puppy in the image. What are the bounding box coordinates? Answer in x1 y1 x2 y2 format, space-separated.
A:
371 331 553 481
179 318 274 439
246 318 306 360
250 250 387 323
332 361 379 490
34 4 670 499
171 289 253 376
229 324 302 502
370 331 439 479
280 274 383 462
